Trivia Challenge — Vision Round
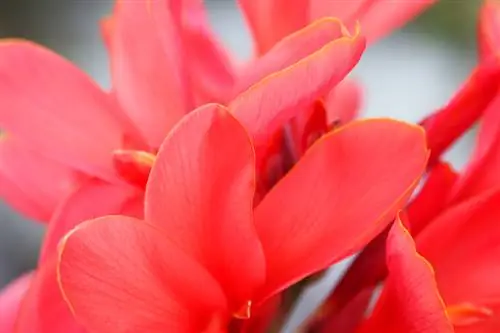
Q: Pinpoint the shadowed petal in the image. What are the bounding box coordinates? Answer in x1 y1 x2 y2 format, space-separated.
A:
39 178 143 263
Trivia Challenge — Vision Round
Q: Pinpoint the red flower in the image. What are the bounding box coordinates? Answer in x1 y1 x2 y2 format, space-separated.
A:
56 103 427 332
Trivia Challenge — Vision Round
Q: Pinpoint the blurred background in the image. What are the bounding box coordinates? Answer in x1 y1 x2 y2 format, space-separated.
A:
0 0 484 322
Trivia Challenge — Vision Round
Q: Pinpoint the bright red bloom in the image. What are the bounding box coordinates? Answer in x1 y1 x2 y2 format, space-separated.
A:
57 104 427 332
238 0 436 55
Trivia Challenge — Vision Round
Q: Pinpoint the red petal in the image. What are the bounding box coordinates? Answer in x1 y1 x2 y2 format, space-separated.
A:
0 137 84 222
449 93 500 202
230 26 365 155
109 0 190 148
58 216 228 333
39 178 143 263
0 273 32 333
145 104 265 310
15 258 85 333
479 0 500 61
150 0 235 104
346 0 436 44
416 190 500 314
254 119 428 300
0 41 130 181
407 162 458 235
234 18 348 96
359 219 453 333
422 62 500 167
238 0 309 55
324 79 362 124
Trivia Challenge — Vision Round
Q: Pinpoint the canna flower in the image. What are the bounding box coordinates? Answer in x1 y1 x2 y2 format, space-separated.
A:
1 2 368 330
56 104 428 333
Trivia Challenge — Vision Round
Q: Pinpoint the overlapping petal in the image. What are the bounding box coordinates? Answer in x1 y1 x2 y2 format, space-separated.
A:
0 136 83 222
238 0 309 55
145 103 265 309
358 219 453 333
58 216 228 333
0 41 131 181
39 178 143 263
254 119 428 299
230 26 365 153
234 18 349 95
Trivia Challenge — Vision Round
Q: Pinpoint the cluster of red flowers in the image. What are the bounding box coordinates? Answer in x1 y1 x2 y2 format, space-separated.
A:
0 0 499 332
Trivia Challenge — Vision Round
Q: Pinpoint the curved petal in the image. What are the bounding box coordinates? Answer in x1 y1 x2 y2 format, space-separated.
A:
234 18 348 96
324 79 362 124
0 41 130 181
449 93 500 203
58 216 228 333
359 219 453 333
39 178 143 263
145 103 265 310
479 0 500 61
237 0 309 55
422 62 500 167
254 119 428 300
416 189 500 316
0 136 84 222
109 0 190 148
407 162 458 235
15 258 85 333
230 26 365 155
0 273 33 333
